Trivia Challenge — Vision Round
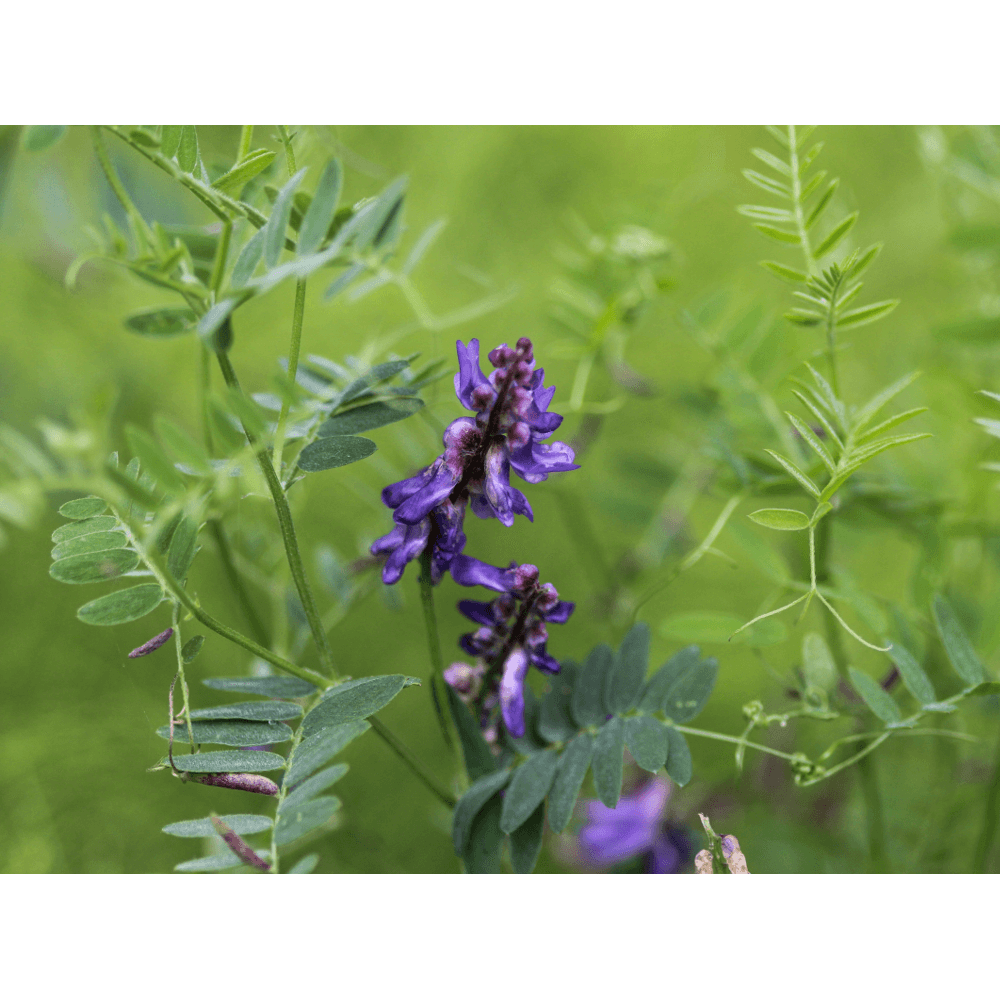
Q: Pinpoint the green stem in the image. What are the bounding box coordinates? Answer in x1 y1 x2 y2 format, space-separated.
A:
208 219 232 295
208 518 271 648
272 278 307 478
278 125 297 176
673 724 803 763
814 516 888 871
369 717 457 808
89 126 154 245
171 602 196 749
237 125 254 163
974 725 1000 871
418 548 456 751
788 124 814 272
216 347 336 675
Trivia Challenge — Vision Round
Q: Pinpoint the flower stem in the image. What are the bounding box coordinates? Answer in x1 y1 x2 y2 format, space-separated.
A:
216 345 336 675
272 278 307 478
418 548 457 752
369 717 457 808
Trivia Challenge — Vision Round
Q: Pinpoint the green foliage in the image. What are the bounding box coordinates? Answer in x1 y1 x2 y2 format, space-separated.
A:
449 624 718 873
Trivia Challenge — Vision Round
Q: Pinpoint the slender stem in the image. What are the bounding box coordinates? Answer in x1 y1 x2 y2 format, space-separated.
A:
673 725 803 763
216 347 336 675
278 125 297 176
272 278 307 478
171 602 196 749
814 515 888 870
199 345 214 455
369 717 457 808
237 125 254 163
974 725 1000 872
208 218 232 295
208 518 271 648
418 548 457 751
89 126 154 245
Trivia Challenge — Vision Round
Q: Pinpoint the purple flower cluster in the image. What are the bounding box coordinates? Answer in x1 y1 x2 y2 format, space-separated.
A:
446 555 575 737
371 338 577 585
372 338 579 739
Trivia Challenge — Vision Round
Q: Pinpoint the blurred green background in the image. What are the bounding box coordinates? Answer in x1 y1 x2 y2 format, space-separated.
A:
3 125 1000 873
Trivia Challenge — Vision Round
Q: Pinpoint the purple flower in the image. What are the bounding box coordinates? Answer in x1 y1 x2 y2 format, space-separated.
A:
577 777 692 874
371 338 577 584
446 555 575 737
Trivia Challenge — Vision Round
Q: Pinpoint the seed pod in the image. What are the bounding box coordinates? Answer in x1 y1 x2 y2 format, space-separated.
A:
694 849 715 874
193 772 279 796
721 834 750 874
129 627 174 658
210 815 270 871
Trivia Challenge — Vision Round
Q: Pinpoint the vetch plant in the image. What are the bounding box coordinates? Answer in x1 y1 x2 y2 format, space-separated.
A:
5 124 1000 874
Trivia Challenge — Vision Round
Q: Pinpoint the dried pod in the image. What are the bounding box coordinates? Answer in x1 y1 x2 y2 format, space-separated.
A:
210 815 270 871
128 627 174 658
193 772 279 796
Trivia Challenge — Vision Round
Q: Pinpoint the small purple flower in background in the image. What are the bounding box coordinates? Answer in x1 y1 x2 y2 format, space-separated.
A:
446 555 575 738
577 777 692 874
371 338 578 584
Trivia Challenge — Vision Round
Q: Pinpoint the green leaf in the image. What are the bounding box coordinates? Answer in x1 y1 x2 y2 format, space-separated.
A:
537 663 579 744
282 763 349 812
403 218 447 274
170 750 286 773
167 514 199 581
805 178 839 229
52 515 118 543
297 436 377 472
302 675 419 735
753 223 800 244
737 205 794 223
664 727 692 786
761 260 808 284
77 583 163 626
591 717 625 808
464 794 504 874
853 372 920 433
352 176 408 252
933 596 987 687
154 417 212 475
750 147 792 176
888 642 936 705
763 449 821 498
289 854 320 874
802 632 838 693
189 701 303 722
212 149 277 196
500 749 559 834
162 814 272 838
202 675 316 698
748 507 810 531
639 645 701 712
661 657 717 723
284 720 370 786
176 126 200 173
182 635 205 663
105 463 159 511
21 125 66 152
52 530 127 560
58 497 108 520
156 720 293 745
452 769 511 855
274 796 341 846
175 849 271 873
509 802 546 874
785 412 836 472
571 643 613 726
606 622 650 714
125 425 185 493
625 716 668 773
446 685 500 782
547 733 593 833
318 399 424 437
264 168 307 268
837 300 899 329
857 408 928 445
814 211 859 258
298 159 343 255
50 548 139 585
743 169 790 198
124 306 197 338
849 668 902 724
231 229 266 287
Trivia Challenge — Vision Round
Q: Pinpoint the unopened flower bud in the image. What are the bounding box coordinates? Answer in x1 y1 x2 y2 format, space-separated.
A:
513 563 539 594
508 421 530 448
